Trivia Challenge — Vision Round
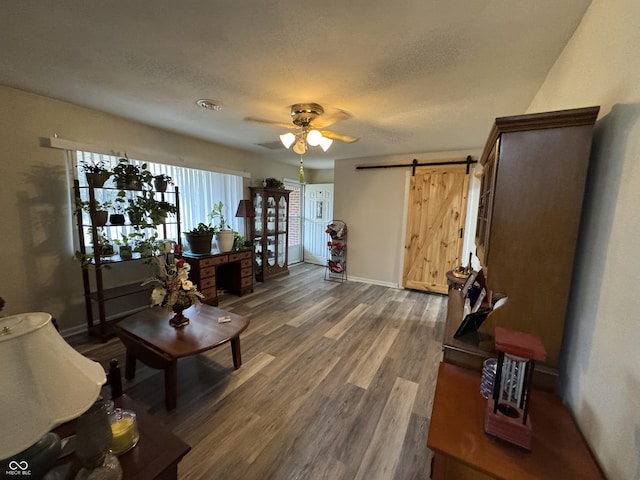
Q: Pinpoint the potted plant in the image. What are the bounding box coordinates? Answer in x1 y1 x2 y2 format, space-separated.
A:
95 229 115 257
130 232 158 258
233 231 245 250
149 199 178 226
113 234 133 260
81 161 112 188
112 158 153 190
126 194 151 226
184 222 214 255
209 201 234 252
153 174 173 193
75 198 111 226
110 191 127 225
264 177 285 189
91 200 112 227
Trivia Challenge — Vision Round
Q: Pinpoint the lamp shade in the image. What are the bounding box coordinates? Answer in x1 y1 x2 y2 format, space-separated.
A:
279 132 296 149
235 199 255 218
319 136 333 152
306 129 323 146
0 312 106 460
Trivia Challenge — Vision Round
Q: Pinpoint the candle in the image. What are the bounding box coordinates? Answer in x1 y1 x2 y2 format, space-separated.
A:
109 410 139 455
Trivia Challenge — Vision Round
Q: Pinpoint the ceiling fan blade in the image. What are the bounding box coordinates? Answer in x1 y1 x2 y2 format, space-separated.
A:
243 116 296 129
310 109 352 129
321 130 359 143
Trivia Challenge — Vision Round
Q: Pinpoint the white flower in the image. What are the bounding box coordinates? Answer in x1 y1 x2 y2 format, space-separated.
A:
151 286 167 305
182 280 194 290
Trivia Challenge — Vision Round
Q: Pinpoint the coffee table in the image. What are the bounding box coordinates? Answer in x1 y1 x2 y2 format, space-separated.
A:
115 303 249 410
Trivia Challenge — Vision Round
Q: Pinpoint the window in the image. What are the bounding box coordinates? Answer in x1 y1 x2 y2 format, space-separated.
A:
74 151 243 249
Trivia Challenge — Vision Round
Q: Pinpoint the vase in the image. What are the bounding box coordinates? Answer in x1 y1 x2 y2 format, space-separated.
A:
215 230 235 252
109 213 125 225
170 300 192 328
118 245 133 260
86 172 110 188
75 402 116 471
91 210 109 226
154 177 168 192
185 232 213 255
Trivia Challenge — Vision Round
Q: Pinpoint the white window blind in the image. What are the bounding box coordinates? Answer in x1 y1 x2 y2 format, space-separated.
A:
75 151 243 249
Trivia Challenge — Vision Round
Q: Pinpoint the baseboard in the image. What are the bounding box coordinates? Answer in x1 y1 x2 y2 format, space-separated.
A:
346 275 401 289
61 305 149 339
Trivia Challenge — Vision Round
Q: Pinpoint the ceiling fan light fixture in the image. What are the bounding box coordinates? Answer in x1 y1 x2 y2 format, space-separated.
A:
319 136 333 152
306 129 322 146
280 132 296 149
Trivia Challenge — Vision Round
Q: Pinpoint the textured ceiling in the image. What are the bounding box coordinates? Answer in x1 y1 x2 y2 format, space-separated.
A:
0 1 591 169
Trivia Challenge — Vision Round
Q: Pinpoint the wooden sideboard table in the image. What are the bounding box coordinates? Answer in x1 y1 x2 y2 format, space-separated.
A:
427 362 605 480
183 248 254 306
53 394 190 479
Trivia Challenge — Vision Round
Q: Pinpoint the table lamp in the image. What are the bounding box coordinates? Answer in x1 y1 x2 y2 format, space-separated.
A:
484 327 546 450
235 199 255 247
0 312 106 476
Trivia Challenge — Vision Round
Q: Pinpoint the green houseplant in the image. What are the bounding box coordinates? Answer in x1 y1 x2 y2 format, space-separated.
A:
95 229 115 257
129 232 159 258
110 191 127 225
75 198 111 226
153 174 173 193
209 201 234 252
81 161 112 188
150 199 178 225
113 234 133 260
112 158 153 190
184 222 214 255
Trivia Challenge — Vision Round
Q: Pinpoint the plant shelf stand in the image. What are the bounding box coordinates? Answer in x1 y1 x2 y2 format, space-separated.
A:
73 179 181 341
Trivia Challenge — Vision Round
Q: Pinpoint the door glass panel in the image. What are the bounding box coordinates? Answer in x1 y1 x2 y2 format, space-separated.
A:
277 233 286 267
267 196 276 234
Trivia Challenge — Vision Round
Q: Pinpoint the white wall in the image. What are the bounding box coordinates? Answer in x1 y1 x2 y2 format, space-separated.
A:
334 150 481 287
527 0 640 477
0 85 298 331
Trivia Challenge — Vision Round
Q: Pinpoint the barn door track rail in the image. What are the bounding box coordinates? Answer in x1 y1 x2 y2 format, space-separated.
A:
356 155 477 175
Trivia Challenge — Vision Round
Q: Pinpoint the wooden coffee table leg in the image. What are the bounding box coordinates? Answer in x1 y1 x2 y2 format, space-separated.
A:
125 348 137 380
231 336 242 369
164 361 178 410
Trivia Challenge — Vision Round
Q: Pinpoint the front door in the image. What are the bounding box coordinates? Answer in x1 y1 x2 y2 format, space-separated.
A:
304 184 333 265
403 165 470 294
284 180 303 264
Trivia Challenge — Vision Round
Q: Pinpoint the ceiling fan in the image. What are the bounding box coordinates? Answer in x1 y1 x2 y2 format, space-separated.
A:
244 103 358 154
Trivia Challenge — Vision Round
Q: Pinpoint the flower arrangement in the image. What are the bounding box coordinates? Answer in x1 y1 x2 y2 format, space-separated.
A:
142 255 204 311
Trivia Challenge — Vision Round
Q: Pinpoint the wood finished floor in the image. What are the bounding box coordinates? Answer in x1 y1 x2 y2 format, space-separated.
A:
71 263 447 480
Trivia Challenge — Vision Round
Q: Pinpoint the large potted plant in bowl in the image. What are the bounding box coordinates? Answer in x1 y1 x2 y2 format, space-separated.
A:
81 161 112 188
112 158 153 190
184 223 214 255
209 201 234 252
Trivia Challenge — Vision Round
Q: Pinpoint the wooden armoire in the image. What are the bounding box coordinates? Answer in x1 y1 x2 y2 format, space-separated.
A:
443 106 600 388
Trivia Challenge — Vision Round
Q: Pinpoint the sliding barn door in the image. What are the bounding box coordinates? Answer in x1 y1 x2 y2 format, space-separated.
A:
403 165 470 294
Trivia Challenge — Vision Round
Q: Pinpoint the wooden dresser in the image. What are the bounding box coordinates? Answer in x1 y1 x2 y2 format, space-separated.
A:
443 106 600 388
183 249 254 305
